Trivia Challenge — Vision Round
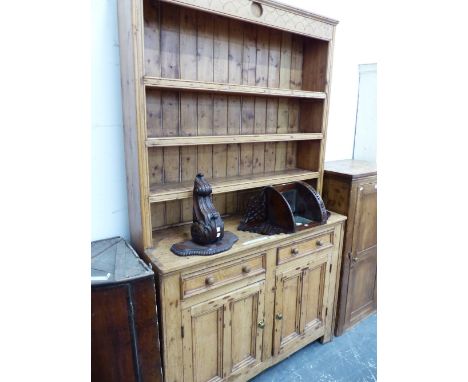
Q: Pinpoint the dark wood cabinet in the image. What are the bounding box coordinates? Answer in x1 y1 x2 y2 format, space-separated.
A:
322 160 377 336
91 237 163 382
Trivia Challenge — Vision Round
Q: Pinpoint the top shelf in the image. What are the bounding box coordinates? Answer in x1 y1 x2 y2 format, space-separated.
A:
144 77 327 100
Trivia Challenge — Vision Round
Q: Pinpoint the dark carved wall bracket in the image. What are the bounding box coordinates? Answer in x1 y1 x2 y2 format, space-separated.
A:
238 181 330 235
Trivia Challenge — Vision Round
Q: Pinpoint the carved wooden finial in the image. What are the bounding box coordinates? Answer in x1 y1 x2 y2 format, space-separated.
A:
191 173 224 245
170 175 238 256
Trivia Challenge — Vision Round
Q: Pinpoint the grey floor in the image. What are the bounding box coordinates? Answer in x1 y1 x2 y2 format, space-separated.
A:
250 314 377 382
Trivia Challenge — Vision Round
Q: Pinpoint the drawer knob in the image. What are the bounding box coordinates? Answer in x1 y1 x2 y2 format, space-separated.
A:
352 257 359 263
276 313 283 320
205 276 216 285
258 320 265 329
291 248 299 255
316 240 324 247
242 265 251 274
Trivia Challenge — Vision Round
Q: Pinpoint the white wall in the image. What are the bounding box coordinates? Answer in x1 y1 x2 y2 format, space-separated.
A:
92 0 129 241
91 0 377 241
353 63 377 161
279 0 378 161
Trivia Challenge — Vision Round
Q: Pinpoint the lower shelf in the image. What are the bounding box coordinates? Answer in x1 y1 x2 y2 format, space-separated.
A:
149 169 319 203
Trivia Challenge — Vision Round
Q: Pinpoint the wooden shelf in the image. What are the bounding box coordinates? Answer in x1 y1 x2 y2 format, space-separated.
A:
149 169 319 203
146 133 323 147
144 77 326 100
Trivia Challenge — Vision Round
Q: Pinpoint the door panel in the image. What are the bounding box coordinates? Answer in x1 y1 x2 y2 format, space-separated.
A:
345 180 377 328
229 284 264 372
348 249 377 325
274 253 331 355
183 304 224 382
194 310 221 382
182 281 265 382
353 181 377 254
302 262 328 331
282 275 302 341
273 268 302 355
231 296 254 368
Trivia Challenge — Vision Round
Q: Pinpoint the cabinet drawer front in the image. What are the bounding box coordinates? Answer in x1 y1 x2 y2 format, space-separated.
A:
182 255 266 298
277 230 334 265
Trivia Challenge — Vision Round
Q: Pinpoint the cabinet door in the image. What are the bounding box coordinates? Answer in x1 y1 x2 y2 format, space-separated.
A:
182 281 265 382
225 282 265 376
302 259 331 334
346 181 377 325
273 253 331 355
347 250 377 326
273 267 303 355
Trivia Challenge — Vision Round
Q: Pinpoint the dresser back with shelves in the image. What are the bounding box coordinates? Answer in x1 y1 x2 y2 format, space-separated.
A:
118 0 337 253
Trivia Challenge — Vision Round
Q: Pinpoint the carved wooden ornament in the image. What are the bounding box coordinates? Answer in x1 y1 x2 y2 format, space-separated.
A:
238 181 330 235
171 174 238 256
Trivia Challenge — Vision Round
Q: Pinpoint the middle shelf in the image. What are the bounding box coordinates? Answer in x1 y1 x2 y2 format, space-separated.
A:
144 77 327 100
146 133 323 147
149 168 319 203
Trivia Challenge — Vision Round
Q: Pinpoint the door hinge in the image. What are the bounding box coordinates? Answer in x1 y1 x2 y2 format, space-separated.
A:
329 263 332 273
181 326 184 338
326 307 328 316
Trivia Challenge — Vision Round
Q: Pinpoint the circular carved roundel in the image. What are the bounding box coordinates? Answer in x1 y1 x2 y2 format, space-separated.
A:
251 1 263 17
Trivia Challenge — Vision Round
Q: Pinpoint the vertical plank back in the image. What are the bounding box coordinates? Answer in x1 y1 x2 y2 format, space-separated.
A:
142 4 331 231
212 18 229 214
143 0 161 76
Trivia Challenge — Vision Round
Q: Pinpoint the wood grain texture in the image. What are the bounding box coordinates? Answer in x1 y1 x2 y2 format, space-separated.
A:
302 38 329 92
159 0 337 40
151 202 165 229
180 93 198 221
322 165 377 336
160 91 181 226
149 168 319 203
160 3 180 79
122 0 337 251
180 7 197 80
147 212 345 273
197 11 214 82
146 133 323 147
148 213 345 382
158 274 183 382
253 99 266 174
117 0 151 252
197 95 213 178
91 285 137 382
120 3 340 380
143 0 161 76
324 159 377 179
92 278 163 382
310 32 334 194
146 89 162 138
240 97 254 175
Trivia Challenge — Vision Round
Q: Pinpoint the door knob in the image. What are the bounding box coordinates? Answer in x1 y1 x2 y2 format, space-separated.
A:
258 320 265 329
276 313 283 320
205 275 216 285
242 265 251 274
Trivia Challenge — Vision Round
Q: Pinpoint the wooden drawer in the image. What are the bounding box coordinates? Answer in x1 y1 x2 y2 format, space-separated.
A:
277 230 334 265
181 254 266 298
